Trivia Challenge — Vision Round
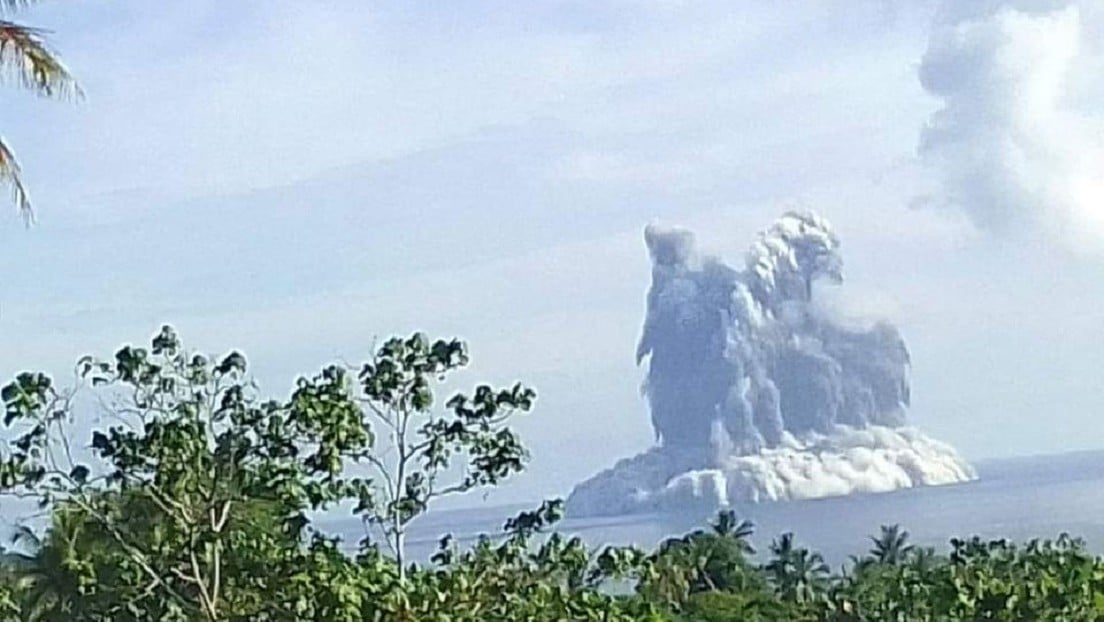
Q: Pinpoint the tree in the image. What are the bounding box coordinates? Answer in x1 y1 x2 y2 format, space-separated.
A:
0 325 373 620
0 0 80 220
351 332 535 577
710 509 755 545
639 511 761 609
674 591 796 622
2 518 85 621
764 533 829 605
0 326 537 617
418 499 659 622
869 524 913 565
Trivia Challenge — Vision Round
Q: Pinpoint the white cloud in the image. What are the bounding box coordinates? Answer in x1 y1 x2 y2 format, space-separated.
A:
918 1 1104 249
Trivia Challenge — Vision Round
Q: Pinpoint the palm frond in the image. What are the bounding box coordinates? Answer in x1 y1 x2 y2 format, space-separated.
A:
0 11 80 221
0 137 32 222
10 523 42 550
0 20 80 100
0 0 43 8
0 0 42 14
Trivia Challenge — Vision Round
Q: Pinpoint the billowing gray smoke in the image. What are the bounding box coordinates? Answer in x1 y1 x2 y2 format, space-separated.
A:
567 212 975 517
639 212 908 454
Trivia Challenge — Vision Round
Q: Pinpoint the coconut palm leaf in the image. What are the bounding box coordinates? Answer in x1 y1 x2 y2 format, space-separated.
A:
0 138 31 219
870 524 914 565
0 1 80 220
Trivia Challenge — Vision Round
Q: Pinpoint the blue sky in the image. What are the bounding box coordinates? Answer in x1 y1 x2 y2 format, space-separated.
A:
2 1 1104 506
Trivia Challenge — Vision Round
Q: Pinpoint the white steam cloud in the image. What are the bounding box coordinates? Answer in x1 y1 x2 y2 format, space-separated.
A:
917 0 1104 246
568 426 975 517
567 213 975 517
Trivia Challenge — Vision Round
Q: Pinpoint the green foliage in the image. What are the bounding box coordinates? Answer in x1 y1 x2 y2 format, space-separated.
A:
353 333 535 573
764 532 830 605
822 534 1104 621
387 500 659 621
0 326 534 619
1 327 1104 621
673 591 799 622
868 524 914 565
0 326 386 619
638 510 761 609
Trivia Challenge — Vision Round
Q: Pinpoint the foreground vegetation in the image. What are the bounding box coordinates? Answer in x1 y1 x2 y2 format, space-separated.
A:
0 327 1102 621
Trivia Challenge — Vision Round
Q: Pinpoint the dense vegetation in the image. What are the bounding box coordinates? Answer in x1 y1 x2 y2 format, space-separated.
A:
0 327 1103 621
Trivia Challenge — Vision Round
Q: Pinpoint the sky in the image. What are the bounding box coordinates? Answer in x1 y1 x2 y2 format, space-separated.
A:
2 0 1103 507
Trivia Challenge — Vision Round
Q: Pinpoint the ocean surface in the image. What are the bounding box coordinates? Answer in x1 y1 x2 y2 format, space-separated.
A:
324 449 1104 568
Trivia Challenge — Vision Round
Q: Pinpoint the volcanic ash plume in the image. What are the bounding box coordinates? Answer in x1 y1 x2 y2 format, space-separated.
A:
566 212 976 517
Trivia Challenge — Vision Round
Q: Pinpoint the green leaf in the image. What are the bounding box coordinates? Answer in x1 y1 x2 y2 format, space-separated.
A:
69 464 89 484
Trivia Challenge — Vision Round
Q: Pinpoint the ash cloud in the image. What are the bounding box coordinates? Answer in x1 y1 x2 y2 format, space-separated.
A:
917 0 1104 244
638 212 909 454
567 212 974 517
